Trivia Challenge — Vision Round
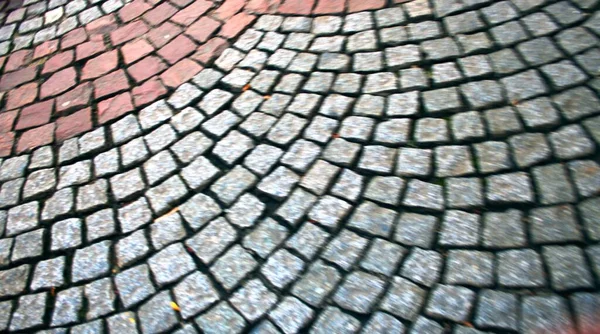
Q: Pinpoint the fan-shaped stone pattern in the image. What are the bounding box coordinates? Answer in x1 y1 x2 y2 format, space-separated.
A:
0 0 599 333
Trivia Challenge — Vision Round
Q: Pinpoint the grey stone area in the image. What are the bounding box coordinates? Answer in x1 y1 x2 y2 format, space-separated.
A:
0 2 598 333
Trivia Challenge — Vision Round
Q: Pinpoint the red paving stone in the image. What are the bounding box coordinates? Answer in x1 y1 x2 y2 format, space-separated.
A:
0 66 37 91
17 123 54 153
143 2 178 26
0 132 14 157
0 110 17 133
33 40 59 59
40 67 77 99
191 37 229 65
97 92 134 124
56 82 94 114
213 0 245 20
158 34 196 64
171 0 194 8
86 14 119 36
55 107 92 140
5 50 32 72
160 58 202 88
122 39 155 65
170 0 212 26
347 0 385 12
147 21 182 48
42 50 74 74
128 56 167 83
132 76 168 107
5 83 38 110
118 0 152 22
15 100 53 130
313 0 346 14
110 20 149 46
186 16 221 43
81 50 119 80
278 0 314 14
219 12 256 39
94 70 131 99
61 28 88 49
246 0 282 13
76 40 106 61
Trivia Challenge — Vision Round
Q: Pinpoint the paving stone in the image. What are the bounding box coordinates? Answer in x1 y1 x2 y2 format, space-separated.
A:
230 279 277 322
138 291 178 334
396 148 432 177
281 139 321 173
195 302 247 334
185 217 236 265
260 249 304 290
117 197 152 234
321 229 368 271
210 245 258 290
267 113 307 145
51 286 83 326
303 115 339 143
115 264 156 308
107 312 139 333
550 124 595 160
9 292 47 331
310 306 360 334
543 245 594 291
243 144 283 176
322 138 361 167
232 91 264 117
72 240 110 282
521 296 575 334
6 201 39 236
554 87 600 121
138 100 173 130
529 205 582 244
570 292 600 334
11 228 43 261
333 271 385 314
481 209 527 250
172 271 219 319
115 229 149 268
363 72 397 93
444 250 493 287
379 276 426 321
170 132 214 164
41 187 73 221
260 93 292 117
439 210 481 247
403 179 444 211
257 166 299 200
84 277 115 320
400 248 442 287
213 130 254 166
51 218 81 251
225 193 264 228
85 208 115 242
394 213 437 249
0 155 29 181
243 218 288 259
29 146 54 170
414 118 449 144
300 160 340 195
211 166 257 205
307 195 351 230
475 290 518 331
497 249 546 288
425 284 475 322
486 172 534 204
0 178 23 208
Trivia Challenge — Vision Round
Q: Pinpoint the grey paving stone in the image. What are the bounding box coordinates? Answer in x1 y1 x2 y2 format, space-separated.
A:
508 133 551 168
300 160 340 195
554 87 600 121
0 238 11 267
286 221 329 260
282 16 312 32
284 33 315 51
570 292 600 334
71 240 110 283
481 1 518 24
171 107 205 134
9 292 47 331
410 317 443 334
303 71 335 92
76 179 108 212
396 148 432 177
243 218 288 259
84 277 115 320
51 218 81 251
243 144 283 176
230 279 278 321
241 113 278 140
475 290 518 331
473 141 511 174
40 187 73 221
232 91 264 117
201 110 242 138
210 245 258 290
281 139 321 173
579 197 600 242
213 130 254 166
11 228 43 262
142 151 177 187
260 93 292 117
400 248 442 287
0 178 23 208
138 291 178 334
486 172 534 204
379 276 425 321
403 179 444 211
348 201 397 237
51 286 83 326
541 60 587 89
434 145 475 177
414 118 449 144
333 271 386 314
110 168 145 202
360 238 405 276
310 306 360 334
115 229 149 268
6 201 39 236
303 115 339 143
261 249 305 289
490 20 528 47
71 319 104 334
274 73 304 94
173 271 219 319
515 97 561 130
274 188 317 226
408 20 442 41
521 296 575 334
439 210 481 247
195 301 247 334
148 242 195 285
0 155 28 182
93 148 119 178
321 229 368 271
431 62 462 84
308 195 352 231
57 160 91 189
543 245 594 291
170 132 214 164
497 249 546 288
267 297 313 333
225 192 264 228
446 177 484 209
107 312 139 334
363 72 398 93
267 113 307 145
117 197 152 233
144 124 177 154
257 166 299 200
444 250 494 287
425 284 475 322
529 205 582 244
288 52 318 72
358 145 396 174
362 312 405 334
322 138 361 167
456 32 493 55
550 124 595 160
211 166 257 205
394 213 437 249
23 168 55 199
311 35 345 53
185 217 236 264
115 264 156 309
291 259 341 307
482 209 527 249
333 73 363 94
84 209 114 243
30 256 64 290
490 48 526 75
29 146 54 170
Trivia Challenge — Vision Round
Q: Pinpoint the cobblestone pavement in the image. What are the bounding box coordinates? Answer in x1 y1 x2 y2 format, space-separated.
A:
0 0 600 332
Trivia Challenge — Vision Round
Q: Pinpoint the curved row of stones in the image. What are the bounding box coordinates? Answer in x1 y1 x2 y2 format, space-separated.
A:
1 0 600 333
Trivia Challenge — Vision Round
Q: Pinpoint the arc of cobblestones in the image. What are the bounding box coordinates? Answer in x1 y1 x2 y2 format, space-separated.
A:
0 0 600 333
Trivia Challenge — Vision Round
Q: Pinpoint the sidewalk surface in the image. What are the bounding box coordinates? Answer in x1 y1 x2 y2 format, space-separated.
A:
0 0 599 332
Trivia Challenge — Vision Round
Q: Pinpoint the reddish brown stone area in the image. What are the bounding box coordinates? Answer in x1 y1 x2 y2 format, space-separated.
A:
56 107 93 140
97 92 134 124
40 67 77 99
17 123 54 153
15 100 53 130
